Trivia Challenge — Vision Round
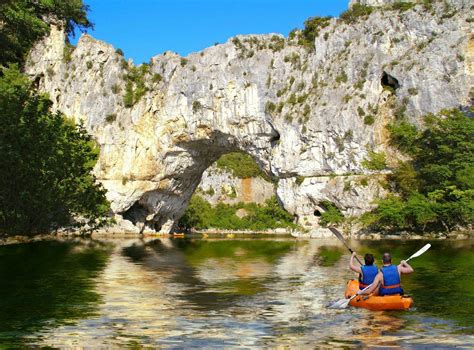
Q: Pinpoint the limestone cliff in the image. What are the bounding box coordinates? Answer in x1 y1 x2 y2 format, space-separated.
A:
197 165 274 205
25 0 473 236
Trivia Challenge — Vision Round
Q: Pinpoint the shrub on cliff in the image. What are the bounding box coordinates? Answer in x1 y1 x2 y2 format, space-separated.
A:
300 16 331 49
362 150 387 171
215 152 269 179
319 201 344 227
340 4 373 23
0 65 110 235
123 65 149 107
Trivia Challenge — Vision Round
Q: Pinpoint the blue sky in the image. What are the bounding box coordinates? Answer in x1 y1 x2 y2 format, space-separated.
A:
72 0 349 64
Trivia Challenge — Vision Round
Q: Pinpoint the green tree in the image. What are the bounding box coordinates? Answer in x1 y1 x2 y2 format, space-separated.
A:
178 195 296 231
387 120 420 154
319 200 344 227
178 195 213 230
391 161 418 194
215 152 269 179
361 195 406 229
300 16 331 49
362 150 387 170
0 0 92 67
340 4 373 23
364 109 474 232
0 65 109 235
415 111 474 193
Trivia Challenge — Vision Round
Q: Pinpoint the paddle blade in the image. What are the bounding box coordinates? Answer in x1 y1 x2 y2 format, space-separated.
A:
406 243 431 262
327 298 350 309
328 227 345 242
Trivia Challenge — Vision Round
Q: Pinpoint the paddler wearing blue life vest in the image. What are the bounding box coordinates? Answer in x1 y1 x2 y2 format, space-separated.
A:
349 252 378 289
358 252 414 296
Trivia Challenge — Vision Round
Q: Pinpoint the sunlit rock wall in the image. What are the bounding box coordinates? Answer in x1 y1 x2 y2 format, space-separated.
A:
197 165 275 205
25 0 473 235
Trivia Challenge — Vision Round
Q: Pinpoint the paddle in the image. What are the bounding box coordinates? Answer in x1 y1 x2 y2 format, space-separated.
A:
328 283 372 309
405 243 431 262
328 227 363 265
327 243 432 309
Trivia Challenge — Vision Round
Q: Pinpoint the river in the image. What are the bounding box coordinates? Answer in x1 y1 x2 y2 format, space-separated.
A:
0 236 472 348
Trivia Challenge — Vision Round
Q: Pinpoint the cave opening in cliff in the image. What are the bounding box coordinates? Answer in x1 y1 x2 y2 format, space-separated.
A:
122 202 150 232
381 71 400 91
270 130 281 147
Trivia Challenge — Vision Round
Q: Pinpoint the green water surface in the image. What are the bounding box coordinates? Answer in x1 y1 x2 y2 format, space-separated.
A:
0 237 472 348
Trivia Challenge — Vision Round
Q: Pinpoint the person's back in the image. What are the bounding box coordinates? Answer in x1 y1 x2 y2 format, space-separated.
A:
379 253 413 296
349 252 378 289
358 252 414 296
379 263 403 295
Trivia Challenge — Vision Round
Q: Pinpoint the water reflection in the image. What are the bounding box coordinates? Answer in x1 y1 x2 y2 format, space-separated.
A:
0 237 472 348
0 239 112 347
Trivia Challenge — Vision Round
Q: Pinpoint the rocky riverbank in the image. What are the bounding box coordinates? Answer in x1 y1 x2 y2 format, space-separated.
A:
2 228 472 246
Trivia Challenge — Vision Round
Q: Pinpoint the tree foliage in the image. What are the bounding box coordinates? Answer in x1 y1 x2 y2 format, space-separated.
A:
387 120 420 154
319 200 344 227
178 195 296 231
215 152 269 179
340 4 373 23
0 65 110 235
362 150 387 171
299 16 331 50
0 0 92 66
123 64 149 108
363 110 474 232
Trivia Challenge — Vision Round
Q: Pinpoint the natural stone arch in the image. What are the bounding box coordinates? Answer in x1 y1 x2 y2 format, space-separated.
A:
25 7 472 236
119 127 279 233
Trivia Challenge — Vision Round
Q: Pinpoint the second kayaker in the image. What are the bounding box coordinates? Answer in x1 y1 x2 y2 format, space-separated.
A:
349 252 378 290
358 252 414 296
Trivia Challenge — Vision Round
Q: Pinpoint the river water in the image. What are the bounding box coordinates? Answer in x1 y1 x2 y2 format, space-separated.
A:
0 236 472 348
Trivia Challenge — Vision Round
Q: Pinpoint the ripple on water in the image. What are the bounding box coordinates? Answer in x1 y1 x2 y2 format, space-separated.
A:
0 237 472 348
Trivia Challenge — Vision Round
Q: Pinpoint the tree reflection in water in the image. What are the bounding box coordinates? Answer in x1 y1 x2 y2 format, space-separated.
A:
0 240 112 347
0 237 472 348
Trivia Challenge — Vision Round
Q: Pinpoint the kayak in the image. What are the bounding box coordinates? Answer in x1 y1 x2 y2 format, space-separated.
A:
344 279 413 311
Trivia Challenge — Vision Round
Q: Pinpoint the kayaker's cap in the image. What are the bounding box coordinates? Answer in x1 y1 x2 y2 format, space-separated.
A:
364 253 374 265
382 253 392 264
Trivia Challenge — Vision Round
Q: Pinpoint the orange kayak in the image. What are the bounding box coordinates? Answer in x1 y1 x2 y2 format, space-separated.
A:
344 279 413 311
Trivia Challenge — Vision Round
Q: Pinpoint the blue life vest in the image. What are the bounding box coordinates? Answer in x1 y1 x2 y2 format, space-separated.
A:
380 264 403 295
359 265 378 289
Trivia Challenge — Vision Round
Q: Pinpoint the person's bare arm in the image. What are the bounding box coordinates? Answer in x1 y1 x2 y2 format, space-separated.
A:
349 252 362 274
358 273 381 295
398 260 414 274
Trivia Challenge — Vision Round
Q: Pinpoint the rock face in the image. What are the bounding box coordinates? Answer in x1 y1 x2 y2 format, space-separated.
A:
349 0 470 8
197 165 274 205
25 0 473 236
350 0 405 6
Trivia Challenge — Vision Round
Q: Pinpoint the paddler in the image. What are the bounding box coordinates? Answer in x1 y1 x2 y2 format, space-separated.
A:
349 252 378 290
358 252 414 296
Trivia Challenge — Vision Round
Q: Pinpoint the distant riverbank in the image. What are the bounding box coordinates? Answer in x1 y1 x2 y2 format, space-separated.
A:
1 228 472 246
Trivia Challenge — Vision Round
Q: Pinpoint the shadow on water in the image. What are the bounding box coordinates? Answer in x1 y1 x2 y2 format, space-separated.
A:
0 239 112 346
